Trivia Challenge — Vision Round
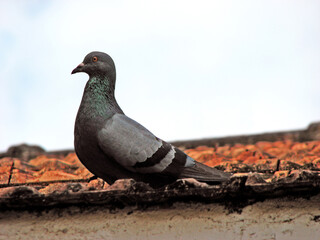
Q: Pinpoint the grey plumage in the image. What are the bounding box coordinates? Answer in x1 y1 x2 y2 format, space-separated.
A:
72 51 231 188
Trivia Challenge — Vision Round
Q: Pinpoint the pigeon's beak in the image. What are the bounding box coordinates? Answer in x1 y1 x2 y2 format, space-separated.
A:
71 62 85 74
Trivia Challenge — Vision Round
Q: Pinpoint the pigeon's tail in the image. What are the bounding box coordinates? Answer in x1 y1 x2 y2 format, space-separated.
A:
179 161 231 183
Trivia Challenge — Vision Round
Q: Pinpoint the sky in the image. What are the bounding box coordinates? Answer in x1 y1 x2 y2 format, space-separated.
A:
0 0 319 152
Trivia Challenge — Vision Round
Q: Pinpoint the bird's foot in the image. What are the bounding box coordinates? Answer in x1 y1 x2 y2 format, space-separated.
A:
165 178 209 190
180 178 209 188
87 176 108 189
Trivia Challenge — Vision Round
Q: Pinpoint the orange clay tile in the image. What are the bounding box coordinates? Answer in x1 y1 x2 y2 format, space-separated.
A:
192 140 320 172
1 140 320 186
0 157 14 184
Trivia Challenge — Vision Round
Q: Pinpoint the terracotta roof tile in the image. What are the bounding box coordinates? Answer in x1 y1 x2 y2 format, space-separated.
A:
1 140 320 188
1 123 320 209
0 157 13 185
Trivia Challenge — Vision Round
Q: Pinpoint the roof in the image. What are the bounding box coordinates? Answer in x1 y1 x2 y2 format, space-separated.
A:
1 122 320 210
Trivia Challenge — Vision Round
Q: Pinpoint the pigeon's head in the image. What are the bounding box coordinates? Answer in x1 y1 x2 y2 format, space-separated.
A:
71 51 116 79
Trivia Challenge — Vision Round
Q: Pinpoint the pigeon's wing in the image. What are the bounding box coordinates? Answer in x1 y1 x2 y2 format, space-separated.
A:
97 113 195 175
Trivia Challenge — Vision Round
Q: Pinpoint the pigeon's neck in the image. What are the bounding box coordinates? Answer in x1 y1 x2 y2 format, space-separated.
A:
79 75 123 118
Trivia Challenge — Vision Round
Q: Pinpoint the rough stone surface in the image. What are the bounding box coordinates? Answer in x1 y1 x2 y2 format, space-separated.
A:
1 170 320 210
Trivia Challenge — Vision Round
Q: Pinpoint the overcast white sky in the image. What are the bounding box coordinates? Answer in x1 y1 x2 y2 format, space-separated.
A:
0 0 319 152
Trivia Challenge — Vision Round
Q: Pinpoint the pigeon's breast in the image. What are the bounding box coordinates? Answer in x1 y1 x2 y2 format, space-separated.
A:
74 118 110 177
74 107 104 156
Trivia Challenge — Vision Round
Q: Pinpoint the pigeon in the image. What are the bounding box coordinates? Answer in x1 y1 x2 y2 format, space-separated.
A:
72 51 231 188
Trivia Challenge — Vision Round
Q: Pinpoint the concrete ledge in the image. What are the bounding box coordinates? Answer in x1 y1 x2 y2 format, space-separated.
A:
1 194 320 240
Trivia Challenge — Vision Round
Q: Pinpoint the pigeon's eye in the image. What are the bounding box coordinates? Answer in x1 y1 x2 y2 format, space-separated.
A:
92 56 98 62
